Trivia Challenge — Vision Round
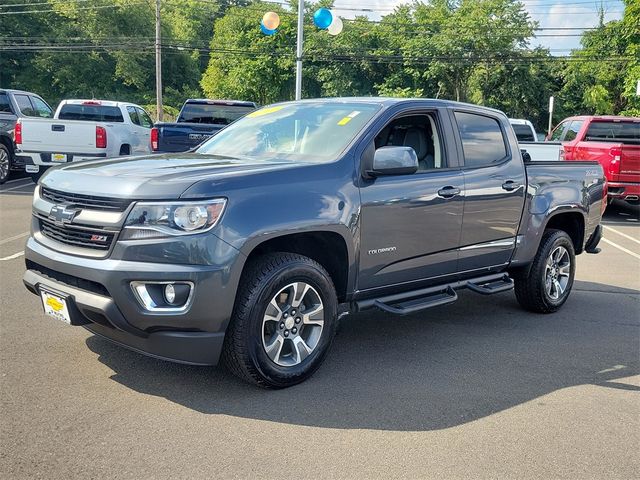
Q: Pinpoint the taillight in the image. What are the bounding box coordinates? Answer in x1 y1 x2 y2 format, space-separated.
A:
95 126 107 148
151 127 159 151
609 146 622 175
14 120 22 145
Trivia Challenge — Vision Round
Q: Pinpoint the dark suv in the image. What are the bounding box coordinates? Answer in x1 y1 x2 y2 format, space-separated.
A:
0 89 53 183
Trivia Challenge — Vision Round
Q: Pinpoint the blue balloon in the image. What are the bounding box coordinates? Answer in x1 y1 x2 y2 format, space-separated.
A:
313 8 333 29
260 21 277 36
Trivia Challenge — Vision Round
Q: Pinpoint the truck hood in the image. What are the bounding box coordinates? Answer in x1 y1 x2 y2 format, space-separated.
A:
41 153 302 199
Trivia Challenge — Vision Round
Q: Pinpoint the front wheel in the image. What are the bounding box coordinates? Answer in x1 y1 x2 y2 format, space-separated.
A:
222 252 338 388
514 229 576 313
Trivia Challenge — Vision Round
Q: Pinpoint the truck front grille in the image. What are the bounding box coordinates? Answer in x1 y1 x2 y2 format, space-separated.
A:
41 186 130 212
38 217 115 251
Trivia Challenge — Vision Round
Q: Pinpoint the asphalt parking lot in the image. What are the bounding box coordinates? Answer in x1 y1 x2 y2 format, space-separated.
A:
1 177 638 479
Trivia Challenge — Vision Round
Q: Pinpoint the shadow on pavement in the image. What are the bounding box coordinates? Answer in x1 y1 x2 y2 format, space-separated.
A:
85 282 639 431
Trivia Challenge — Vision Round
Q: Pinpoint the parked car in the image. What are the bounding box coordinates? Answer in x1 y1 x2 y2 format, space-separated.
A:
0 89 54 184
151 99 257 153
16 99 154 183
509 118 538 142
518 141 562 162
23 98 605 388
548 115 640 204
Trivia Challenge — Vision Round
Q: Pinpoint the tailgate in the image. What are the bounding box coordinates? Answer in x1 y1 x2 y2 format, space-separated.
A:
20 118 99 154
159 123 223 152
618 145 640 183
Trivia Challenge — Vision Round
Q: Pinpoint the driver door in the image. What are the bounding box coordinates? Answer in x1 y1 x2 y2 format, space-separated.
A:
358 110 465 292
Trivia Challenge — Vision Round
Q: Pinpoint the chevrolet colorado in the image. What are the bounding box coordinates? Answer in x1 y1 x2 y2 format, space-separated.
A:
23 98 606 388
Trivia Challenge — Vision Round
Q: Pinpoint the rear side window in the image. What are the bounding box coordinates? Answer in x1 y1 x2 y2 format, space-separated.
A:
512 124 535 142
178 102 255 125
0 93 12 114
564 120 584 141
14 94 36 116
549 121 568 141
455 112 508 167
58 104 124 122
585 121 640 144
126 106 140 125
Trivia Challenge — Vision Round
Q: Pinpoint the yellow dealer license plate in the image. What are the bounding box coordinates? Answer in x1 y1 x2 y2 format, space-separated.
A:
40 289 71 324
52 153 67 162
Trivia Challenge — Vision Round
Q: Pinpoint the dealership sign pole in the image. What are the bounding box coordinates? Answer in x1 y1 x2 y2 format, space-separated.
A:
295 0 304 101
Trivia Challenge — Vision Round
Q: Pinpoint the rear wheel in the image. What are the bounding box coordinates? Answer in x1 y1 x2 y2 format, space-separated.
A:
514 229 576 313
222 252 338 388
0 144 11 184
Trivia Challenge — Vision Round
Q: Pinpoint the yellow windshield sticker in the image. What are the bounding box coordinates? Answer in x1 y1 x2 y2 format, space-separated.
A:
337 111 360 126
247 105 285 118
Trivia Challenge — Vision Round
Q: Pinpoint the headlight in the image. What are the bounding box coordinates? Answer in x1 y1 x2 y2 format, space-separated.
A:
121 199 226 240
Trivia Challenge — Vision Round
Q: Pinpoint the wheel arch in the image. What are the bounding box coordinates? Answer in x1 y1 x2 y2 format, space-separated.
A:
542 210 586 254
239 229 353 303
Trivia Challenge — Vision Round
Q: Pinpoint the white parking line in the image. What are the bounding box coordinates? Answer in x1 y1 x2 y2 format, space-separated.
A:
0 181 34 193
601 238 640 260
0 231 29 245
0 251 24 261
603 225 640 246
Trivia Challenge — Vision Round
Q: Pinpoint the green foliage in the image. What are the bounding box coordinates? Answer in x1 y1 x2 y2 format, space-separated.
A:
0 0 635 128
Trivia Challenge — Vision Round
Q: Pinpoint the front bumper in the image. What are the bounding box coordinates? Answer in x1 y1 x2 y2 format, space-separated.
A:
23 236 242 365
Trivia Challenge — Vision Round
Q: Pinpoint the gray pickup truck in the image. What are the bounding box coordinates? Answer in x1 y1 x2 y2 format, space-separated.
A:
23 98 605 388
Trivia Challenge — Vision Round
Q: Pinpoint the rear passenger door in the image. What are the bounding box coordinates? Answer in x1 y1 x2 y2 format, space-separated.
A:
453 110 526 273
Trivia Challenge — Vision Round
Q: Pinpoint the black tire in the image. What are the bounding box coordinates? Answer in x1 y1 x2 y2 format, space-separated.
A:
0 143 11 185
222 252 338 388
514 229 576 313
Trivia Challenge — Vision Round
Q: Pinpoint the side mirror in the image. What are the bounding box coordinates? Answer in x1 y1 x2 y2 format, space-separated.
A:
368 146 419 177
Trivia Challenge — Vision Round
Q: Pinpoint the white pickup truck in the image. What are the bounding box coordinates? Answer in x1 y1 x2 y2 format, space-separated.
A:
15 99 154 182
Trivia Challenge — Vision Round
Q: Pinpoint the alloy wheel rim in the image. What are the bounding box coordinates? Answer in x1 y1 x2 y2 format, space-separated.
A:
545 246 571 300
0 149 8 181
261 282 324 367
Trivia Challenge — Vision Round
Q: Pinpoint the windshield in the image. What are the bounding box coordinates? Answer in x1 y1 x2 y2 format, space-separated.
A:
178 103 255 125
585 120 640 145
196 102 380 163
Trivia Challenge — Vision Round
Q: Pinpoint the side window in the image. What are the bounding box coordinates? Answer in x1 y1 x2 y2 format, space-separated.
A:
549 121 568 141
454 112 507 167
29 96 53 118
373 113 444 171
126 106 140 126
14 94 36 116
136 107 153 128
0 93 13 114
563 120 584 141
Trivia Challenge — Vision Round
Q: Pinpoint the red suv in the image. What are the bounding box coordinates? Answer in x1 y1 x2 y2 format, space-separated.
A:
548 115 640 204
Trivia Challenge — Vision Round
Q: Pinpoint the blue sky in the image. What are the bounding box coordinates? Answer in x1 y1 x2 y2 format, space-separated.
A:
332 0 626 54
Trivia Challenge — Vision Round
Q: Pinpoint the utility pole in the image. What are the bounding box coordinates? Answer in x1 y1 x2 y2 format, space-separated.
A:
295 0 304 100
155 0 163 121
548 96 554 136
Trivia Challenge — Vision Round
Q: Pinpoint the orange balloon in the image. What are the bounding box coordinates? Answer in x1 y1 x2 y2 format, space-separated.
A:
262 12 280 31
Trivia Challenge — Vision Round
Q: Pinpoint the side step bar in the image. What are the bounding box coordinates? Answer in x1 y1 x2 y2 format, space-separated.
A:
355 273 514 316
466 275 514 295
374 286 458 315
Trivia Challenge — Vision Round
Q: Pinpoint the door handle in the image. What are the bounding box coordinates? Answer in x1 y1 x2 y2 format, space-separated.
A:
501 180 521 191
437 186 461 198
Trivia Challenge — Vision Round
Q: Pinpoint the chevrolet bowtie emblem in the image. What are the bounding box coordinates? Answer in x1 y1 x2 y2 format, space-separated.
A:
48 205 80 226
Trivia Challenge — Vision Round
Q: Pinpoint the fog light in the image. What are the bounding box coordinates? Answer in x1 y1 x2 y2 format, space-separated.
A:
164 284 176 304
130 281 194 312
